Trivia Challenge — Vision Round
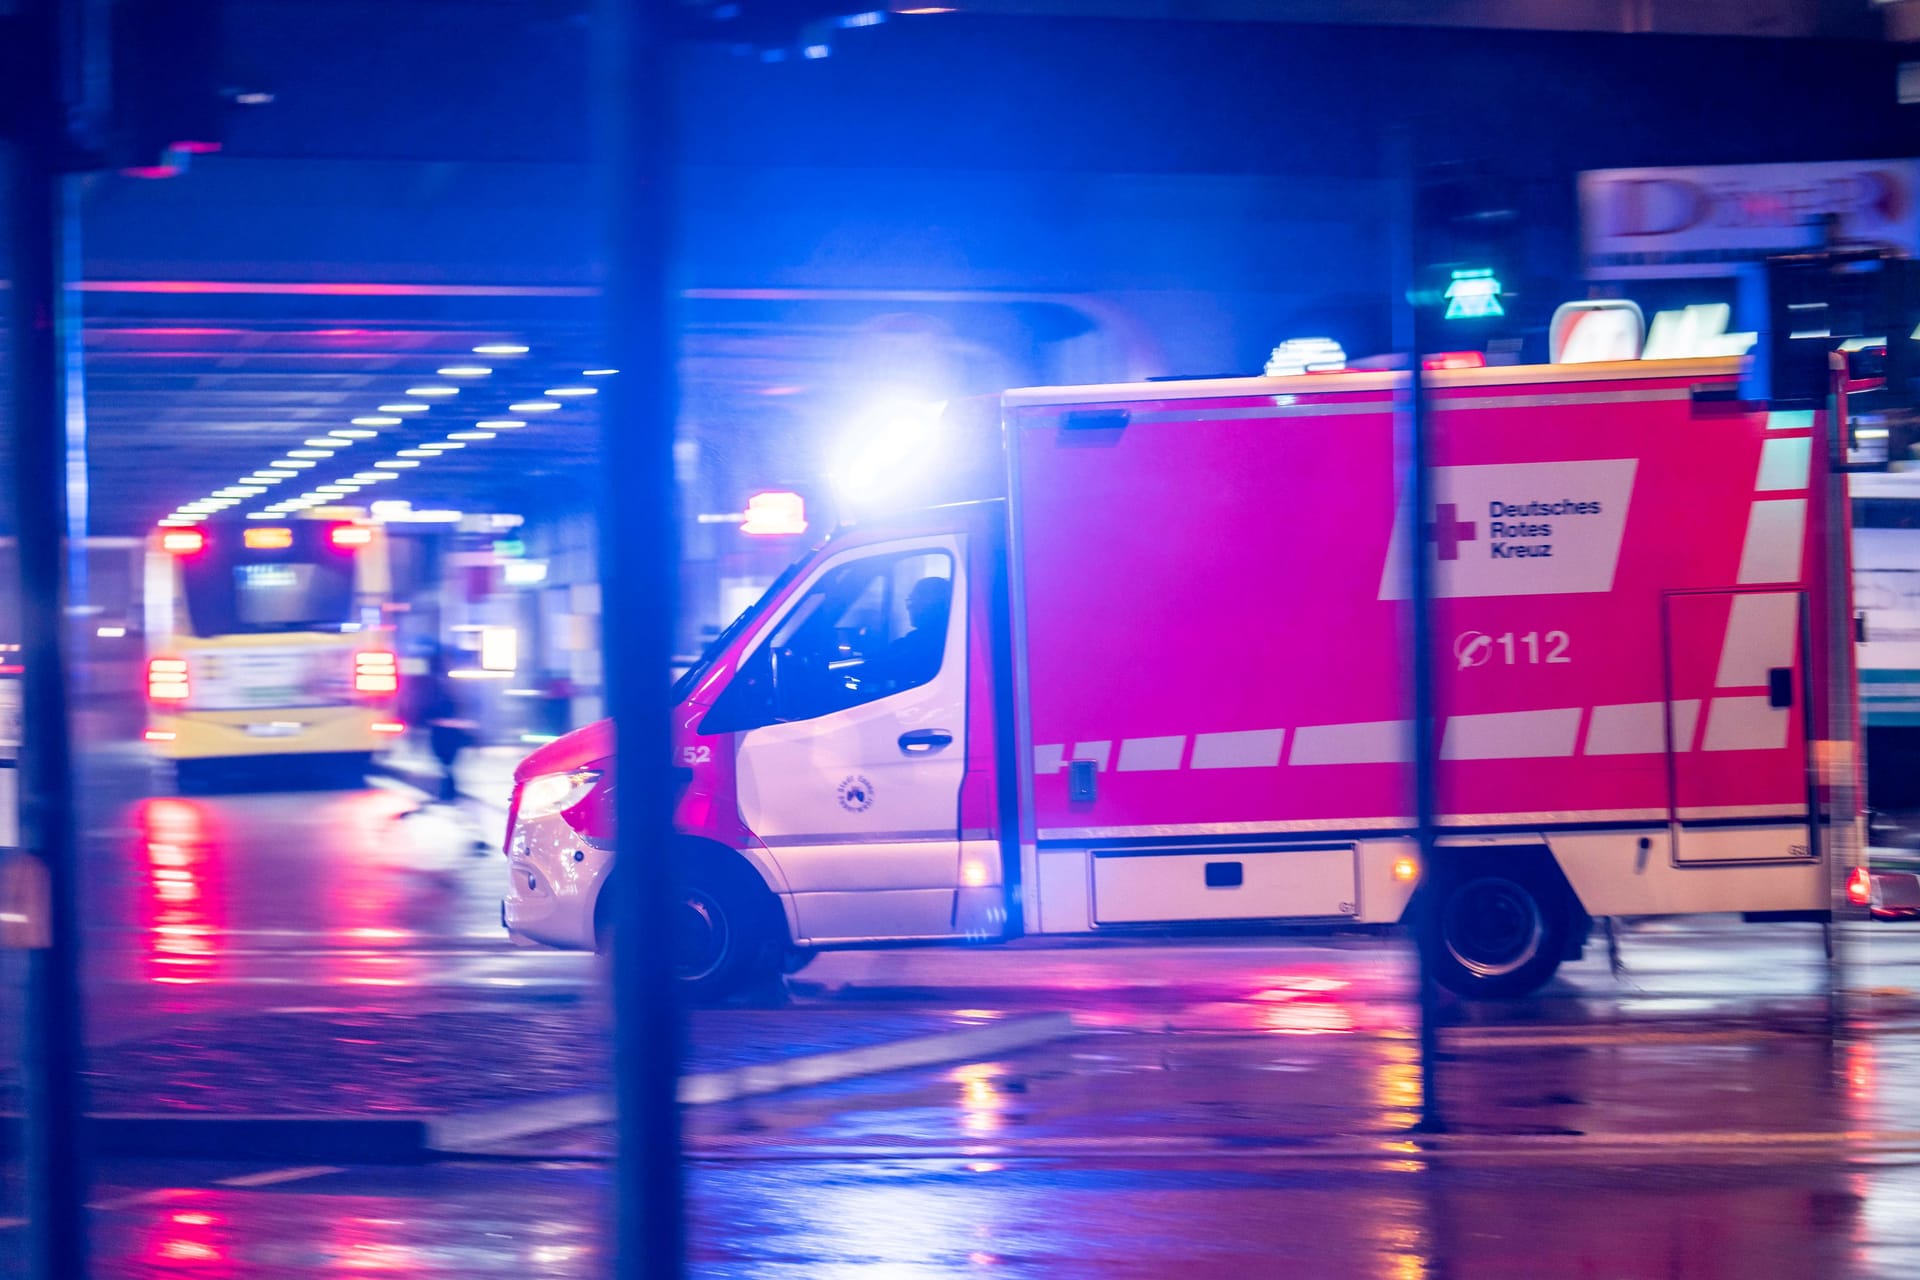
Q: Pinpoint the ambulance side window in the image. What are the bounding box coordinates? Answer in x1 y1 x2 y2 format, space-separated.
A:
703 549 953 731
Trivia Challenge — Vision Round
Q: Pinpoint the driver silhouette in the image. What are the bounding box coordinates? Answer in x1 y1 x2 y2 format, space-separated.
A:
885 575 951 689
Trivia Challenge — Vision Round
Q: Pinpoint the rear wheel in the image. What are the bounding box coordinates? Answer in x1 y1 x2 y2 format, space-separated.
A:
1423 855 1570 998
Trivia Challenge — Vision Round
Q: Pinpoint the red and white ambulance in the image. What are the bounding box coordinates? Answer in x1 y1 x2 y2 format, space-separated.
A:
502 350 1862 997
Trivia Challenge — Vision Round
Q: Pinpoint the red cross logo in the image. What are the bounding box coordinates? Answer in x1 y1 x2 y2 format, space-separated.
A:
1427 503 1477 561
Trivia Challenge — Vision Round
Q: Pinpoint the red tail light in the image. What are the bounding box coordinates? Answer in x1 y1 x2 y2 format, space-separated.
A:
330 525 374 550
161 530 205 555
148 657 190 702
354 650 398 695
1847 867 1873 907
1423 351 1487 371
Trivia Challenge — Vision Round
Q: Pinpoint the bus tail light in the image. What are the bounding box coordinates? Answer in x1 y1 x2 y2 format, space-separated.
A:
148 658 191 702
330 525 374 550
354 650 399 695
1847 867 1873 908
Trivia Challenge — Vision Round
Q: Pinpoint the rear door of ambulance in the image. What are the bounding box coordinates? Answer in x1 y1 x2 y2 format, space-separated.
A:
1422 359 1825 903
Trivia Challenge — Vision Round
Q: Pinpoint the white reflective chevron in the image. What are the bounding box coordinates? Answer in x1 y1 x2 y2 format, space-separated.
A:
1191 729 1286 769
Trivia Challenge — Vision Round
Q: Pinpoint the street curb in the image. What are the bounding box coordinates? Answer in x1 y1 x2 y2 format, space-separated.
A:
2 1012 1079 1164
84 1114 433 1164
426 1011 1080 1155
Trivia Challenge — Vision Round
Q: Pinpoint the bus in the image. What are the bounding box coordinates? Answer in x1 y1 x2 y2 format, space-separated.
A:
143 517 403 789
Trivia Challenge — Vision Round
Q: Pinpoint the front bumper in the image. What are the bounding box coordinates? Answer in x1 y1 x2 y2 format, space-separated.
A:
502 806 610 950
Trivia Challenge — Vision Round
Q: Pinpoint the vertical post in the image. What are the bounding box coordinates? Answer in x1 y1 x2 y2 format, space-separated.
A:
1394 138 1446 1134
594 0 687 1276
1823 352 1863 1032
6 0 91 1275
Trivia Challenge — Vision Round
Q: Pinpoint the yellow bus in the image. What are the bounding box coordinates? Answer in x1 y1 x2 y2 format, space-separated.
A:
143 517 403 789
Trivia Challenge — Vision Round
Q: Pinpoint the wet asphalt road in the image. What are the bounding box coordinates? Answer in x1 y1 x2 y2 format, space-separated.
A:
10 754 1920 1275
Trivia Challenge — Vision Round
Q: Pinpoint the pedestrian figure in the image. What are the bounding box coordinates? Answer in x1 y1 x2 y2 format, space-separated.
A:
422 647 476 802
398 645 489 852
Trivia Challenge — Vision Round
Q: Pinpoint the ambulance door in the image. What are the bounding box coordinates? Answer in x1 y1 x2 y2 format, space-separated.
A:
724 536 968 941
1663 589 1816 863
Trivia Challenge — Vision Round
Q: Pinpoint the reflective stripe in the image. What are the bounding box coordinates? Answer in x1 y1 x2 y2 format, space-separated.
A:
1190 728 1286 769
1768 409 1815 431
1754 436 1812 492
1714 592 1800 688
1441 708 1581 761
1070 740 1113 770
1736 499 1808 585
1289 720 1412 766
1116 735 1185 772
1584 700 1701 756
1702 696 1790 752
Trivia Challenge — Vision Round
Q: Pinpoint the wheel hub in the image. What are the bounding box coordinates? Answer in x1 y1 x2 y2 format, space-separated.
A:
1442 875 1546 978
675 889 731 982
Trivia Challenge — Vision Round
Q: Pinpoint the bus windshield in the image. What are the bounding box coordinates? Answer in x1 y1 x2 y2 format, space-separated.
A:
180 526 358 636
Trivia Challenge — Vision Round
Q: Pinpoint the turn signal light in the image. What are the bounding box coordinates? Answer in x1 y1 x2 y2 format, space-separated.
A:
1847 867 1873 907
354 650 399 695
1392 855 1420 883
147 657 190 702
161 530 205 555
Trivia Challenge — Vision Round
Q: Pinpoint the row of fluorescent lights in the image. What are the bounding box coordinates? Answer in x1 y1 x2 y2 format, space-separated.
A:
159 344 615 526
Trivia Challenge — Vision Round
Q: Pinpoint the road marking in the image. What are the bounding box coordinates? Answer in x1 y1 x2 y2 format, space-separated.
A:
216 1165 342 1188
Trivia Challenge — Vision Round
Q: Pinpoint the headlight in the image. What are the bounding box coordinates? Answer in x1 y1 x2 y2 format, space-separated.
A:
518 768 602 820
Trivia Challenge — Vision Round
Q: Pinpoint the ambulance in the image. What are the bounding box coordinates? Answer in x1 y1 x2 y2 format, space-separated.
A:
502 345 1865 998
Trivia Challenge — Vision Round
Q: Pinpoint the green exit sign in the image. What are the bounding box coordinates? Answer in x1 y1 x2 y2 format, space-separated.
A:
1444 268 1505 320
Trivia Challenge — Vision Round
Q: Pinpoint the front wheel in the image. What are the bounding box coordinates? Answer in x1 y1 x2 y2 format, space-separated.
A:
596 859 785 1003
1422 858 1570 998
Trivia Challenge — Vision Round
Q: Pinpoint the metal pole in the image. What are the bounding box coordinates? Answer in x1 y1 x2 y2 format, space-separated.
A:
1393 134 1445 1133
594 0 687 1276
1823 352 1864 1033
6 0 91 1274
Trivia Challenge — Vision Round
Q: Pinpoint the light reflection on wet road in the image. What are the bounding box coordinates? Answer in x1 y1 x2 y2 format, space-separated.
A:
11 766 1920 1276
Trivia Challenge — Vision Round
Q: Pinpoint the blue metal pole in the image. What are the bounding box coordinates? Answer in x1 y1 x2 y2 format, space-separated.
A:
5 0 92 1273
594 0 688 1275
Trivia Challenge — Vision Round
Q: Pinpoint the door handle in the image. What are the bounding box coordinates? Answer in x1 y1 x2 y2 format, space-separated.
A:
898 729 954 755
1768 667 1794 709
